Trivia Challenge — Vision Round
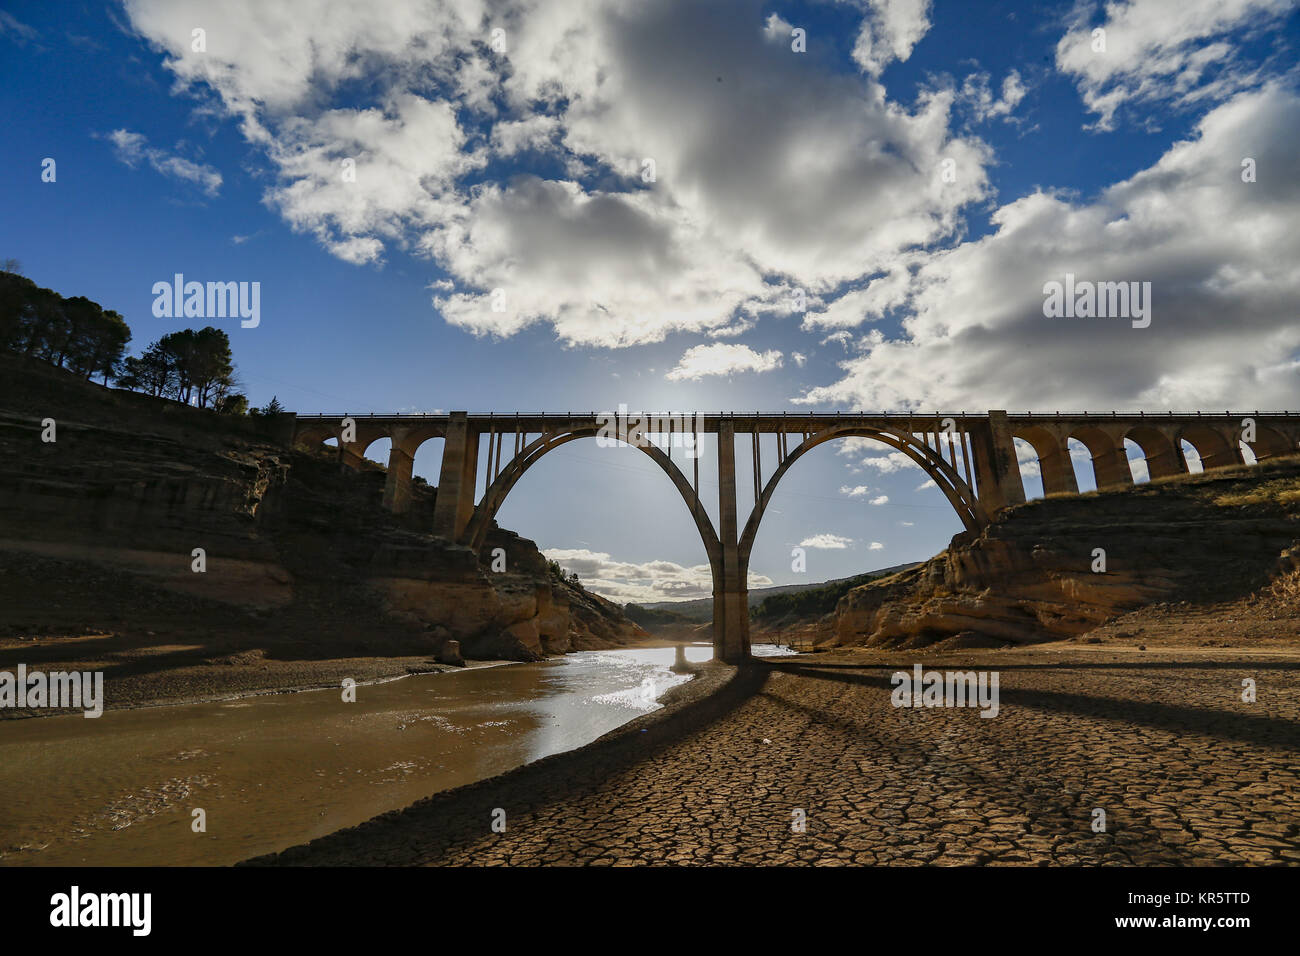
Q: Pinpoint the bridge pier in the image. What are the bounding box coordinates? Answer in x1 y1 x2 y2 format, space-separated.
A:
383 437 416 514
433 412 480 541
970 410 1026 513
1090 441 1135 489
714 419 750 664
1038 434 1080 496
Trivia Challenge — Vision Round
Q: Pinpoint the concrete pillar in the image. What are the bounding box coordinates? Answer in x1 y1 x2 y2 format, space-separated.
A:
1038 435 1079 495
383 442 415 513
713 419 750 664
970 411 1026 512
1145 437 1186 479
1091 440 1135 489
433 412 480 541
338 441 366 471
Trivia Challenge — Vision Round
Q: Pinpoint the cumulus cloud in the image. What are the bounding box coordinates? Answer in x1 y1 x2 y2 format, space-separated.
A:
1055 0 1293 129
840 484 871 497
799 533 853 549
122 0 989 348
869 541 885 550
795 85 1300 412
543 547 772 604
870 494 889 505
851 0 933 75
665 343 783 381
107 129 222 196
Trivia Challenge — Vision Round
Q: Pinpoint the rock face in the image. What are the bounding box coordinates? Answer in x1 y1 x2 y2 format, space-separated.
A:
826 459 1300 649
0 354 646 662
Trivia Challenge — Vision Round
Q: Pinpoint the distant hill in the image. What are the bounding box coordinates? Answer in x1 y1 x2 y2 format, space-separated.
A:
634 563 920 622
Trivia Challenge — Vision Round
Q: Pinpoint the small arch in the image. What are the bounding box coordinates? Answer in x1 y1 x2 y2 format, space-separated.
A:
1180 440 1204 473
1069 425 1130 489
1013 437 1044 500
1012 425 1077 497
1179 424 1241 470
1123 438 1149 483
1067 438 1097 492
1124 425 1182 480
361 436 391 466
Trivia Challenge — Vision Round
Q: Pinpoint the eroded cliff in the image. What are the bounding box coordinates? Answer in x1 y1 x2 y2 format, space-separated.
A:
0 354 646 677
822 457 1300 649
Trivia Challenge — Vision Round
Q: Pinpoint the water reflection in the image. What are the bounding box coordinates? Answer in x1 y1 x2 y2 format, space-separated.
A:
0 643 792 866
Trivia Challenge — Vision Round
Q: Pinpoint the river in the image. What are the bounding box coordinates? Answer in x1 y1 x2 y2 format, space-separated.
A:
0 643 792 866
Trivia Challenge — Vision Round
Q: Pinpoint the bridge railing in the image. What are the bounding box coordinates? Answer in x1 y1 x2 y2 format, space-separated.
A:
291 409 1298 420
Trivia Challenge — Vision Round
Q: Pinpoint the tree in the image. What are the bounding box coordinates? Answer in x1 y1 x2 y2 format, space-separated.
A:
255 395 285 416
215 392 249 416
153 326 233 408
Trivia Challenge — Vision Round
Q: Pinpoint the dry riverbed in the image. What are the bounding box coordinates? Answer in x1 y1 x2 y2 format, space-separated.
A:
250 642 1300 866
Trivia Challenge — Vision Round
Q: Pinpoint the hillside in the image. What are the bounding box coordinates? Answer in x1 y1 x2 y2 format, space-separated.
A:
636 563 919 623
0 354 647 713
762 456 1300 651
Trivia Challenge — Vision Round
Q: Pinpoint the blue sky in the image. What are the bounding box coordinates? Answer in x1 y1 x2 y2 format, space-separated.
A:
2 0 1298 603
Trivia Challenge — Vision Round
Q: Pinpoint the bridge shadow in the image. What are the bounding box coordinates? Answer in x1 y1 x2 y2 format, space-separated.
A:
745 677 1237 866
762 658 1300 673
763 660 1300 753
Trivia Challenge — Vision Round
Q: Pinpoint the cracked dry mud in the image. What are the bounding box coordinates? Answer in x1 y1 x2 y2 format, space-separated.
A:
255 649 1300 867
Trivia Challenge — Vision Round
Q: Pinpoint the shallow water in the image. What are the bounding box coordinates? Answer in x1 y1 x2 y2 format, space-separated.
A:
0 643 792 866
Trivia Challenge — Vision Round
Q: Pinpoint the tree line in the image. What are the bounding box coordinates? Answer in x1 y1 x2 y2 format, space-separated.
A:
0 262 278 416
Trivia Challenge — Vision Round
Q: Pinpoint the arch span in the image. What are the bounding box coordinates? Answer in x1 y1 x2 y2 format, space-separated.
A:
737 424 985 571
463 427 722 570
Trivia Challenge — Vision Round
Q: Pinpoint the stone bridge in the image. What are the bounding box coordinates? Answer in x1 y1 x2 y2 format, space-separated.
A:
289 410 1300 662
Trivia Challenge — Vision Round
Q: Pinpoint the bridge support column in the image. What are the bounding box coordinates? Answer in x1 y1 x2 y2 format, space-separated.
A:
1039 436 1079 496
383 438 416 514
1091 441 1135 489
713 419 749 664
1146 440 1186 479
433 412 480 541
338 441 366 471
1203 431 1247 470
971 410 1025 512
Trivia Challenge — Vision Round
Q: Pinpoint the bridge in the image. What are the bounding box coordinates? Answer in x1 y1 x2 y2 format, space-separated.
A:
288 410 1300 663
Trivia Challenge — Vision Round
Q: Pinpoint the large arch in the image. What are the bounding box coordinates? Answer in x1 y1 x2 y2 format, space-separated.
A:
736 424 984 572
463 427 722 568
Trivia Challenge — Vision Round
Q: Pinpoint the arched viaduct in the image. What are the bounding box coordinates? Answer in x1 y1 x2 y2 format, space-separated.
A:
289 409 1300 663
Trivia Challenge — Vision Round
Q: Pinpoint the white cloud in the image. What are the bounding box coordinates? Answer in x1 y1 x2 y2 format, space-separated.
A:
840 484 871 497
960 70 1027 123
799 533 853 549
1055 0 1293 129
860 451 922 473
851 0 933 75
543 547 772 604
795 86 1300 412
665 343 783 381
107 129 222 196
870 494 889 505
122 0 990 348
915 478 937 491
869 541 885 550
